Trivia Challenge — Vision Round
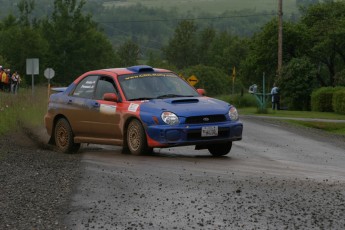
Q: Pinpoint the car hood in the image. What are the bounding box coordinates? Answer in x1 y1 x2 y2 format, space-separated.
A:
140 97 231 117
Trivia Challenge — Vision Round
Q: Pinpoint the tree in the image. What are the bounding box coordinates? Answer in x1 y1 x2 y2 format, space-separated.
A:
240 18 306 88
277 57 318 110
17 0 35 27
42 0 116 84
163 20 198 69
0 3 48 85
196 27 216 65
300 1 345 86
182 65 229 96
208 32 248 77
117 39 140 66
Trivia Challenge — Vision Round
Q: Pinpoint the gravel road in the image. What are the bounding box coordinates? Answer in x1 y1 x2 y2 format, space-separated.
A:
1 117 345 229
0 127 82 229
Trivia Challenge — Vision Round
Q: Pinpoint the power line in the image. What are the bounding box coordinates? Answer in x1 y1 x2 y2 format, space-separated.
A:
95 13 277 24
98 22 165 51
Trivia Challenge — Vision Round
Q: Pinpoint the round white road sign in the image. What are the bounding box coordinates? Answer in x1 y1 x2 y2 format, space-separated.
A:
44 68 55 79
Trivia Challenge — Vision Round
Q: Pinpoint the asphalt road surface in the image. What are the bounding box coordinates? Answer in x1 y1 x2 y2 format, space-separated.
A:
64 117 345 229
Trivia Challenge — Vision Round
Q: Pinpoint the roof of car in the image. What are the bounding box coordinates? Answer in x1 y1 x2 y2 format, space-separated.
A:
73 65 172 84
100 65 171 75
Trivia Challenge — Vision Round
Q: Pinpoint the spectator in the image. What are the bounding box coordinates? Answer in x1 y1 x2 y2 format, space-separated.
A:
271 83 280 110
5 69 12 92
11 70 21 94
1 66 10 92
0 66 4 91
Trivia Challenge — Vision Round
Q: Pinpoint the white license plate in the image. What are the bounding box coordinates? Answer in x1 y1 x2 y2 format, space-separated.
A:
201 126 218 137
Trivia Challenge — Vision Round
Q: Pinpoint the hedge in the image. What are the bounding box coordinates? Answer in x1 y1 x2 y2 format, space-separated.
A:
333 90 345 114
311 87 345 112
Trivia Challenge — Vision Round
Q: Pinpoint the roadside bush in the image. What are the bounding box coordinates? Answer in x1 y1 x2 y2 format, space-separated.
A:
333 90 345 114
217 93 257 108
311 87 345 112
311 87 333 112
278 57 318 111
181 65 229 96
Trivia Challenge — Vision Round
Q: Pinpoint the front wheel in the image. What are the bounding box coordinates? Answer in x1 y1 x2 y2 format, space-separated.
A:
54 118 80 154
208 142 232 156
126 119 152 155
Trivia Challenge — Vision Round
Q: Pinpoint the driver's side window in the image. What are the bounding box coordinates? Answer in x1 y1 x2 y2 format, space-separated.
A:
94 77 117 100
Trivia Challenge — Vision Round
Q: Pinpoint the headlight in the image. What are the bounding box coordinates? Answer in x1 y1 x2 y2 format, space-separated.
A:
161 112 179 125
229 106 239 121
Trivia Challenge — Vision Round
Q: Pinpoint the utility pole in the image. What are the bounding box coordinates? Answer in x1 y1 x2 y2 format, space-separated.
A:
277 0 283 79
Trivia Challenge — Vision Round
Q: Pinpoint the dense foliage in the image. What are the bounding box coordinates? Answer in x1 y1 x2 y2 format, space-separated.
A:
311 87 345 113
311 87 338 112
180 65 230 97
332 90 345 115
1 0 344 113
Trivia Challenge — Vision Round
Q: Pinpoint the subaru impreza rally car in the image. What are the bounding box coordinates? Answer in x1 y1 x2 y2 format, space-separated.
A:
44 65 243 156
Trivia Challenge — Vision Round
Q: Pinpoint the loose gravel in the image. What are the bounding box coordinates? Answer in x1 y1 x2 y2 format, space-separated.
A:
1 118 345 229
0 127 81 230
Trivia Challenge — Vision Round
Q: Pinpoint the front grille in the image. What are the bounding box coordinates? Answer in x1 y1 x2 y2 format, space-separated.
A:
185 115 226 124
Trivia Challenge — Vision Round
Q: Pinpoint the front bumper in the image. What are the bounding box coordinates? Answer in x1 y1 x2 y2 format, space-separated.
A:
146 121 243 148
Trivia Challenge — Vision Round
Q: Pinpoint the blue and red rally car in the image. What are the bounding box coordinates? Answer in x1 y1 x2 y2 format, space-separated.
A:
44 65 243 156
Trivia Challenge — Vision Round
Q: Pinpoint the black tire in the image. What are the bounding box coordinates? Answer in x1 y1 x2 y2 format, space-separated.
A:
126 119 152 155
208 142 232 156
54 118 80 154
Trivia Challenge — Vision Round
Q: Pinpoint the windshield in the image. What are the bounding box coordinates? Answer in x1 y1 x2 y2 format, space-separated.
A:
118 72 199 101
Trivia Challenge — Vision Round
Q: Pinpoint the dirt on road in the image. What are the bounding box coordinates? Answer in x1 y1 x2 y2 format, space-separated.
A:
1 118 345 229
0 126 82 229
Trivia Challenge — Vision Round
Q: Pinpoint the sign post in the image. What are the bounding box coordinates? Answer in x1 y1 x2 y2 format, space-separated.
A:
231 66 236 95
44 68 55 98
26 58 39 95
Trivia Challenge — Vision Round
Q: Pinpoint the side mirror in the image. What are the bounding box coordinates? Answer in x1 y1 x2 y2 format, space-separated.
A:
103 93 118 102
197 88 206 96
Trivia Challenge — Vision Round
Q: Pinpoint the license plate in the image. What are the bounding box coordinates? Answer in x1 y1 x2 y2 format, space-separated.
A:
201 126 218 137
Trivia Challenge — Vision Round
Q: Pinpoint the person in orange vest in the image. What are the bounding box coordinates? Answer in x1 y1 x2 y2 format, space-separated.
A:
0 66 6 91
4 69 11 92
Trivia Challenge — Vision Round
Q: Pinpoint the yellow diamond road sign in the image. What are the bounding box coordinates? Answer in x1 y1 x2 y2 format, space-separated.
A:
187 75 198 86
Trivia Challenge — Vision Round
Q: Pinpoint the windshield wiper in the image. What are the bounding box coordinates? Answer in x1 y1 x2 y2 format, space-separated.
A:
156 94 194 99
128 97 154 101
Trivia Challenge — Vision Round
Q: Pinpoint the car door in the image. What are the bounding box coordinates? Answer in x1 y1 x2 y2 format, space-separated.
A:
93 76 122 139
68 75 100 138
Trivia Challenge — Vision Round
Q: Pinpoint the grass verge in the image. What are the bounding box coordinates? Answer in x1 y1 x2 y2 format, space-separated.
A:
0 86 48 135
239 107 345 136
239 107 345 120
284 120 345 136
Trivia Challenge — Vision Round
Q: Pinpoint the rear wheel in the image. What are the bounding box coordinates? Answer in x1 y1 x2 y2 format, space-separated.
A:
208 142 232 156
54 118 80 153
127 119 152 155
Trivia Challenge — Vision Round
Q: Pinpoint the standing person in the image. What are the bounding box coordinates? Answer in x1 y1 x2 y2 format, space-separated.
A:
1 67 10 92
11 70 21 94
5 69 12 92
0 66 6 91
271 83 280 110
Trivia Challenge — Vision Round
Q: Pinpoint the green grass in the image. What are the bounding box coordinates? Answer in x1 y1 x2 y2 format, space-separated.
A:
239 107 345 136
0 86 48 135
239 107 345 120
284 120 345 136
104 0 298 15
